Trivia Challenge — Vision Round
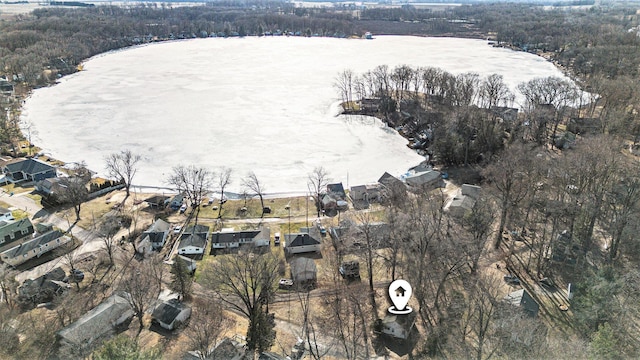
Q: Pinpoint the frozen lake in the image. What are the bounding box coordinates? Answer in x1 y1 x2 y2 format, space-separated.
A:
21 36 571 193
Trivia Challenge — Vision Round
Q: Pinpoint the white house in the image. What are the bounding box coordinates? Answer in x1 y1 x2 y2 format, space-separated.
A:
284 233 321 255
177 234 207 255
381 312 416 340
0 230 70 267
137 219 170 255
151 299 192 331
210 227 270 250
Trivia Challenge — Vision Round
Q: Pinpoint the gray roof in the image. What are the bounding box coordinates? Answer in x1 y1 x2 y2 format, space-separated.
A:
0 218 34 238
461 184 481 199
152 299 190 326
147 219 170 233
285 233 320 247
211 230 260 244
0 207 10 215
184 224 210 237
290 257 317 281
57 292 134 346
405 170 441 186
179 234 207 249
1 230 65 259
4 158 56 175
327 182 346 199
505 289 539 317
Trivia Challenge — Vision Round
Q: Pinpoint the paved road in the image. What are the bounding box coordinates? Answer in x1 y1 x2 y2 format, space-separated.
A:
0 189 105 282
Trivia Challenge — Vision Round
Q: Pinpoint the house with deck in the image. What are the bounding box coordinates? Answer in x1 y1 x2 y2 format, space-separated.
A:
2 158 57 183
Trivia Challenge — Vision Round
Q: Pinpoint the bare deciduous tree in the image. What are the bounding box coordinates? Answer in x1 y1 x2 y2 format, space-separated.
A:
59 163 91 223
167 165 212 225
307 166 330 218
216 167 232 219
243 171 266 219
187 298 234 360
104 149 141 200
118 257 162 334
203 250 279 354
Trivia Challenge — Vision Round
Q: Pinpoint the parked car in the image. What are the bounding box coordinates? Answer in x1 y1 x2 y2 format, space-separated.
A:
66 269 84 283
173 225 182 234
274 232 281 246
278 279 294 290
179 204 187 213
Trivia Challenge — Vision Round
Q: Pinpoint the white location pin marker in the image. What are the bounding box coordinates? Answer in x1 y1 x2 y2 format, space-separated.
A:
388 279 412 315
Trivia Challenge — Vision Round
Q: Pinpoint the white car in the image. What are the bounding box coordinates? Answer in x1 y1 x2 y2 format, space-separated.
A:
173 225 182 234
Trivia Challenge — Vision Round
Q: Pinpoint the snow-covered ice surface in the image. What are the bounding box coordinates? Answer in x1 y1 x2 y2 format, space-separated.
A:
21 36 571 193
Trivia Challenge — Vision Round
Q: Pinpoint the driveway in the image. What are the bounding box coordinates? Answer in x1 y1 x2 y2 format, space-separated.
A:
0 189 104 282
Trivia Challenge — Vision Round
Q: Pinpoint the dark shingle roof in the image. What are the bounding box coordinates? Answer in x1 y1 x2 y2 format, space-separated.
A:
211 230 260 244
179 234 206 249
184 224 210 237
152 299 190 326
285 233 320 247
4 158 55 175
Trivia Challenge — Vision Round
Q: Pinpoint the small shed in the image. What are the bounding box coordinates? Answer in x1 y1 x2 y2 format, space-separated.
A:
151 299 192 330
504 289 539 317
289 257 317 287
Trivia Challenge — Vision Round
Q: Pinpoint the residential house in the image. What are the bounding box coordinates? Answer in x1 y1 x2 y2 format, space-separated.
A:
1 230 70 267
169 193 185 210
0 207 14 222
404 170 444 191
378 172 407 202
177 234 207 256
17 267 68 305
210 338 246 360
0 218 35 247
327 182 346 200
143 195 170 209
35 177 65 196
2 158 57 183
137 219 170 255
184 224 210 239
447 184 482 217
284 233 321 255
491 106 519 122
177 224 209 256
504 289 540 317
57 292 134 352
210 227 270 252
185 337 246 360
350 183 382 205
381 312 417 340
151 299 192 331
289 257 317 288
